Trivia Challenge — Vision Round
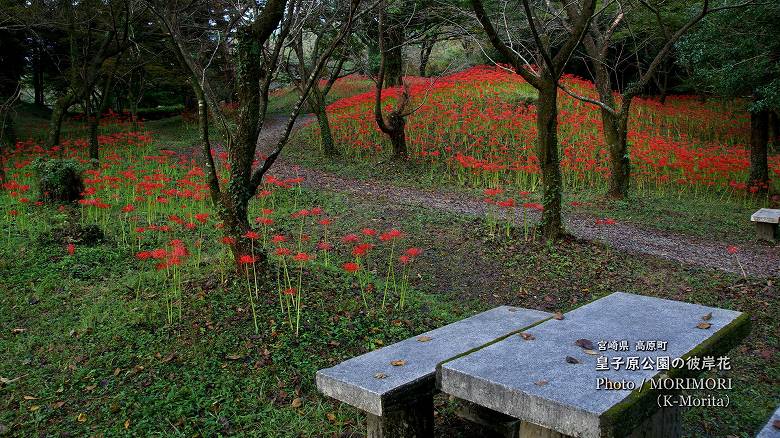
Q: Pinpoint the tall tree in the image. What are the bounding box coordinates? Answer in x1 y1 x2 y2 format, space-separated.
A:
470 0 596 239
153 0 366 264
678 1 778 194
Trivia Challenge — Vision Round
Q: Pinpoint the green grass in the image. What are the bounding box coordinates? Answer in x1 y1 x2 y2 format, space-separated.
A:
1 108 777 437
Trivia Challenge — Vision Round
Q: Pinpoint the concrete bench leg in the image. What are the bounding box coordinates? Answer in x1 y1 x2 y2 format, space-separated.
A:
756 222 777 241
513 406 683 438
366 393 434 438
456 400 520 438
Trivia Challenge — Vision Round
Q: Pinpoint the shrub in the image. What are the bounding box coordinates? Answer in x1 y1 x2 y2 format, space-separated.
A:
33 158 85 203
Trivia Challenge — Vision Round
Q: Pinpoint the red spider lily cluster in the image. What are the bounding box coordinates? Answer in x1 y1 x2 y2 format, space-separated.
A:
304 65 778 196
1 113 425 335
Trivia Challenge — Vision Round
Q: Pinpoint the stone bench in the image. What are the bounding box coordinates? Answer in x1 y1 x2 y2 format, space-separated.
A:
751 208 780 241
437 292 750 438
315 306 551 437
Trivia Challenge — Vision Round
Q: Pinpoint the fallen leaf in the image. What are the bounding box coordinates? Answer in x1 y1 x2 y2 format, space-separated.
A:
124 419 130 429
417 336 432 342
11 328 26 334
575 339 595 350
29 405 40 412
0 376 22 385
390 360 406 367
696 322 712 329
534 380 548 386
84 385 96 392
51 401 65 409
161 353 176 363
290 398 302 408
226 354 243 361
565 356 580 364
702 312 712 321
326 413 336 422
113 368 121 377
373 372 386 379
553 312 564 320
519 332 535 341
23 395 38 400
76 413 87 423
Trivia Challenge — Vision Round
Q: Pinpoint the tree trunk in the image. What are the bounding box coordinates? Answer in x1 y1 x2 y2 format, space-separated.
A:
605 106 631 199
769 110 779 149
383 16 404 87
0 111 14 184
86 97 99 164
388 112 407 159
33 43 44 106
419 37 435 77
536 81 564 239
310 90 338 156
748 108 769 193
47 93 74 148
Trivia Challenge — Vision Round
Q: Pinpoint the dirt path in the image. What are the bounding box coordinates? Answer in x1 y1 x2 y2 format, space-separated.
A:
249 115 779 278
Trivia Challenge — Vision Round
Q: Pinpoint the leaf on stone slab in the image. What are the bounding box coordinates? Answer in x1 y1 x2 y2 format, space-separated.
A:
373 372 387 379
584 349 598 355
519 332 535 341
390 359 406 367
416 336 432 342
553 312 564 320
290 398 302 408
575 339 594 350
773 419 780 429
702 312 712 321
565 356 580 364
696 322 712 329
534 379 548 386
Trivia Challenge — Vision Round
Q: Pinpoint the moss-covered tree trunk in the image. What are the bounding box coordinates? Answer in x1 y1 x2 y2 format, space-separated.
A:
382 14 404 87
749 108 769 193
309 88 338 156
47 93 75 148
536 81 564 239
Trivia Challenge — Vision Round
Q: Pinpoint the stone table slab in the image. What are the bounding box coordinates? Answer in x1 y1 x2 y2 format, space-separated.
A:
316 306 551 415
757 405 780 437
751 208 780 224
438 292 749 437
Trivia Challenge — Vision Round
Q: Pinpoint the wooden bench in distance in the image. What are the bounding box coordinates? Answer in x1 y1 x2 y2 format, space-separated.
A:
751 208 780 241
316 306 551 438
437 292 750 438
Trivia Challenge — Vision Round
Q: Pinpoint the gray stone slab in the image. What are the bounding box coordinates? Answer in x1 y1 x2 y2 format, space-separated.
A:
316 306 551 415
438 292 749 438
757 405 780 437
752 208 780 224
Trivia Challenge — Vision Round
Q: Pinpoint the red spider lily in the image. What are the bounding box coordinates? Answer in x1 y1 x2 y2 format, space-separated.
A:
221 236 236 245
497 198 516 208
318 218 332 226
361 228 377 237
405 247 422 258
255 216 274 225
271 234 287 244
342 233 360 244
262 208 274 215
290 209 310 219
244 231 260 240
121 204 135 213
275 247 292 257
283 287 297 296
317 241 333 251
379 228 404 242
727 245 738 255
239 255 256 265
352 243 373 257
343 262 360 273
523 202 544 211
136 251 151 260
484 187 504 197
194 213 209 223
66 243 75 255
293 252 313 263
399 255 411 264
310 207 323 215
